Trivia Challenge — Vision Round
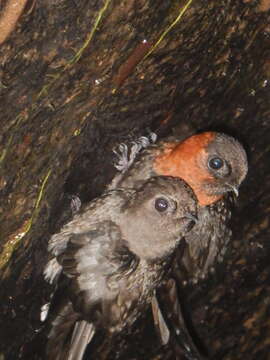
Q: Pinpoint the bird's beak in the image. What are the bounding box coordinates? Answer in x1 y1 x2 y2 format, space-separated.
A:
183 213 198 232
227 183 239 197
185 213 198 224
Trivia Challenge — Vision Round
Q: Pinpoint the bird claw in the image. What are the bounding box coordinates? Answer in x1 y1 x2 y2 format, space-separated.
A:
113 132 157 173
70 195 82 215
113 143 130 171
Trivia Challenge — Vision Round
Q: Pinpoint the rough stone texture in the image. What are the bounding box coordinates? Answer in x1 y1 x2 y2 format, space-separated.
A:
0 0 269 359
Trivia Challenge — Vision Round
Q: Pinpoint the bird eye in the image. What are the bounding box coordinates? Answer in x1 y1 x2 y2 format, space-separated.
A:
155 197 169 212
208 157 224 170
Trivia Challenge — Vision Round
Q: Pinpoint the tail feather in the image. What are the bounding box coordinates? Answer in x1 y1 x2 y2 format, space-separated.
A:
68 320 95 360
46 301 77 360
155 279 206 360
46 300 95 360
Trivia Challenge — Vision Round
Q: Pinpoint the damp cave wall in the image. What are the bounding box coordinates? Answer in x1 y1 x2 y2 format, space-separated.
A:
0 0 269 359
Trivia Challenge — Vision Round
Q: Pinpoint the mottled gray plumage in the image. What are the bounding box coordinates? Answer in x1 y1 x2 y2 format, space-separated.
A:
108 131 248 359
176 194 233 285
43 176 197 360
110 132 248 283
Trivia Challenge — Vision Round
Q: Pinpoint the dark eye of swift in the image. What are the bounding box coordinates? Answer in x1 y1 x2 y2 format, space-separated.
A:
208 157 224 170
155 197 169 212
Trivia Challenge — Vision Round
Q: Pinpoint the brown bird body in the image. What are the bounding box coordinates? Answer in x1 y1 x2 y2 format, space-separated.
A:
110 131 248 282
109 131 248 358
43 176 197 360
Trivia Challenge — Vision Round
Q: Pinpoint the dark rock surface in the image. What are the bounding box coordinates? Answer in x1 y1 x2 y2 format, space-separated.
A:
0 0 269 359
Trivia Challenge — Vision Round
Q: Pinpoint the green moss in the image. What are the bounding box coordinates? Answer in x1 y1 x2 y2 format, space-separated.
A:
0 169 52 269
144 0 194 59
38 0 112 99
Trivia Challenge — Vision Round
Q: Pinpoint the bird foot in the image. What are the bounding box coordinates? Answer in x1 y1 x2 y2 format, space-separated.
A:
113 132 157 172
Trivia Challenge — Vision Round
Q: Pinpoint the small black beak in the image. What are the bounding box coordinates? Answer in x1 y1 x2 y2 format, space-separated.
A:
183 213 198 231
226 183 239 197
185 213 198 224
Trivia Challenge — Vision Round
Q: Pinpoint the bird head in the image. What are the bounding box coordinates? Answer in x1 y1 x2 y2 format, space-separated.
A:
154 132 248 206
119 176 197 261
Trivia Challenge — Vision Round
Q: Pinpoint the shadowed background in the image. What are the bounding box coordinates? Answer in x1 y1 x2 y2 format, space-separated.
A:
0 0 269 359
